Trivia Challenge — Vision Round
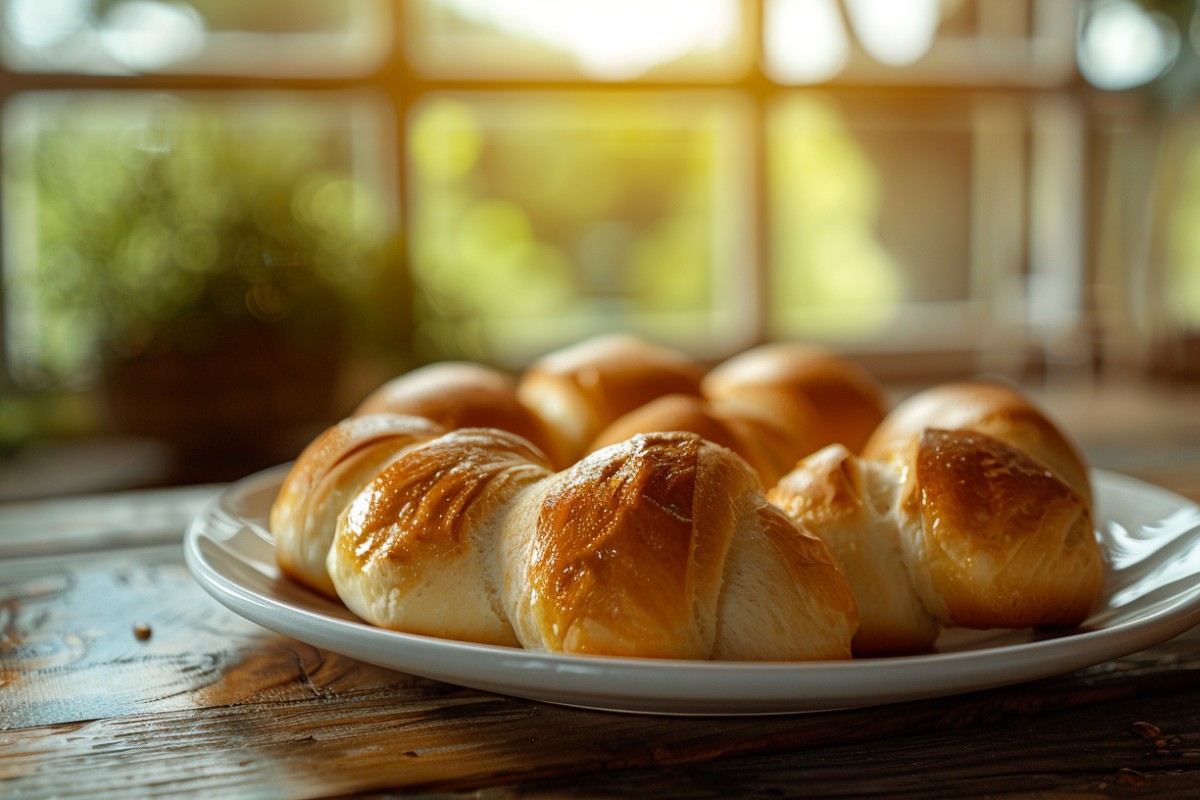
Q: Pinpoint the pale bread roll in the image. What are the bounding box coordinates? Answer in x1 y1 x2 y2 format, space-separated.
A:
769 444 938 655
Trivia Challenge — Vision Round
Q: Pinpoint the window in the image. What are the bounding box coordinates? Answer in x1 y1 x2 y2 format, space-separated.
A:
4 89 397 388
0 0 1193 454
407 91 754 365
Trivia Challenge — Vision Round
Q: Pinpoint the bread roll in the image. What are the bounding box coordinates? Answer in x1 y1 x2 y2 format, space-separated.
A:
898 427 1101 631
502 432 858 660
270 414 445 598
772 381 1103 655
517 334 706 466
586 393 821 487
328 428 554 647
354 361 565 468
769 445 938 656
861 380 1092 506
702 342 888 454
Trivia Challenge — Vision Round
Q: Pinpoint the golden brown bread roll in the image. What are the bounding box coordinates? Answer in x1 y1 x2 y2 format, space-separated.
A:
517 334 706 467
354 361 565 468
771 380 1103 655
270 414 445 598
328 428 554 647
898 427 1100 631
502 432 858 660
586 393 822 487
702 342 888 455
860 380 1093 506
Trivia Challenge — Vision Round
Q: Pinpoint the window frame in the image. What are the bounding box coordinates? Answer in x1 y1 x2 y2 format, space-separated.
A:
0 0 1093 389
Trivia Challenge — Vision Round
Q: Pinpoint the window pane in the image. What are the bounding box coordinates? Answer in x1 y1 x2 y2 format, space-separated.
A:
1076 0 1181 91
1164 122 1200 330
767 92 1032 358
764 0 1078 86
1 0 392 76
3 90 398 389
405 0 752 81
407 91 754 365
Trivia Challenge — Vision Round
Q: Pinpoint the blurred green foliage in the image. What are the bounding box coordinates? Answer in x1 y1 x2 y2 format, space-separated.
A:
769 96 901 339
91 0 356 34
6 93 402 389
408 94 723 362
407 92 905 363
1168 134 1200 327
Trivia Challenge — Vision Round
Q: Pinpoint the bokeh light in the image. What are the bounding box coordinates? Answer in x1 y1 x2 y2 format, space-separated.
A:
764 0 850 84
413 0 746 80
98 1 206 72
844 0 940 67
1077 0 1180 91
407 93 747 362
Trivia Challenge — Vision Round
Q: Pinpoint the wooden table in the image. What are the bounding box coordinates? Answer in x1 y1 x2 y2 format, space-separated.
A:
4 436 1200 798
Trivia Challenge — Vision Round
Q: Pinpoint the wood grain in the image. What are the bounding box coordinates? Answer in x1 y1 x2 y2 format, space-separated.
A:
3 632 1200 798
4 480 1200 798
0 546 409 729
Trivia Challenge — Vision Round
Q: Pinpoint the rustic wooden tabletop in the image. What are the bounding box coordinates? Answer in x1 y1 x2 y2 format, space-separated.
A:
4 380 1200 799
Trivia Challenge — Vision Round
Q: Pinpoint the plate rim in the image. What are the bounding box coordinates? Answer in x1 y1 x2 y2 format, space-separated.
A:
183 466 1200 715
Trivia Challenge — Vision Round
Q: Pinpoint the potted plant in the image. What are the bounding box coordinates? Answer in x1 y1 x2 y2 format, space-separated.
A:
16 95 405 479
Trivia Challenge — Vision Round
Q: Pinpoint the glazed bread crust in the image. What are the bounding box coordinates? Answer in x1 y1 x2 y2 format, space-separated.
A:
270 413 445 598
272 338 1103 662
587 393 821 487
861 380 1092 506
328 428 554 647
772 380 1103 655
503 432 858 660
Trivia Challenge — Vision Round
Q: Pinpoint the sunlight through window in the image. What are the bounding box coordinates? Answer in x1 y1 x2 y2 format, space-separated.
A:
763 0 850 84
844 0 940 67
432 0 735 80
407 93 752 363
408 0 747 80
98 1 206 72
1077 0 1180 90
0 0 391 76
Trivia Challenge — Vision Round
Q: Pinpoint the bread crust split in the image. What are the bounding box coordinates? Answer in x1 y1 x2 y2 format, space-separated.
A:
770 445 938 656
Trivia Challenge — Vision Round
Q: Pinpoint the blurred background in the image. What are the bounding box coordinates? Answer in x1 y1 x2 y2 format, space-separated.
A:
0 0 1198 501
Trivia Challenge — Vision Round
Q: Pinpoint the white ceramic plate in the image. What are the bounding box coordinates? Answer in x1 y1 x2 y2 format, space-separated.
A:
184 466 1200 715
